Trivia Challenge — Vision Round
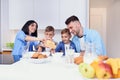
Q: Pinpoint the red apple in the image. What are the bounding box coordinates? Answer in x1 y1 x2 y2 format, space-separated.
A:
96 62 113 79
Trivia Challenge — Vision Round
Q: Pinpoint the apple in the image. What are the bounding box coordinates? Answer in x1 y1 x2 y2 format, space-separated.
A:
79 63 95 78
96 62 113 79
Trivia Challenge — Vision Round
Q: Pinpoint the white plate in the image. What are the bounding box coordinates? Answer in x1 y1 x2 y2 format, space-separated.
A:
22 52 50 59
21 52 51 64
22 57 51 64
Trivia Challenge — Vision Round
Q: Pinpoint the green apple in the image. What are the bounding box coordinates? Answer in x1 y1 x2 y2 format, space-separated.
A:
96 62 113 79
79 63 95 78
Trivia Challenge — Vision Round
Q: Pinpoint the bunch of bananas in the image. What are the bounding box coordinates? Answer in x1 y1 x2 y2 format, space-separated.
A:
106 58 120 78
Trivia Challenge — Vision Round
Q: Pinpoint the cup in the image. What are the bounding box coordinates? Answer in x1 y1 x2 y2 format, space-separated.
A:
65 49 74 64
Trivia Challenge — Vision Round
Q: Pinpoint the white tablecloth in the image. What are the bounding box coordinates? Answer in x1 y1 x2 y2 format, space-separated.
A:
0 52 85 80
0 52 119 80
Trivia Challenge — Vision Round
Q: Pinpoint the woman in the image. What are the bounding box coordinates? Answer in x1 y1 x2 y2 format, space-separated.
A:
12 20 42 62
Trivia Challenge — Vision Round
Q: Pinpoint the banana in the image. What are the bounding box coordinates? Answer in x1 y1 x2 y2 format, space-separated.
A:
106 58 119 75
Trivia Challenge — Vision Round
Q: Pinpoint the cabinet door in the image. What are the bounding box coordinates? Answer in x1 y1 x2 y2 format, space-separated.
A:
34 0 60 29
60 0 89 28
9 0 89 29
9 0 34 29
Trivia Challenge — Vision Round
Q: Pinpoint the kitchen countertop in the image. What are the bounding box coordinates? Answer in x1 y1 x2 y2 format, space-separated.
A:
2 47 12 52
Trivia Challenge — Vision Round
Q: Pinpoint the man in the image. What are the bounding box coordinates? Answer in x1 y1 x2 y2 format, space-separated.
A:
65 15 106 56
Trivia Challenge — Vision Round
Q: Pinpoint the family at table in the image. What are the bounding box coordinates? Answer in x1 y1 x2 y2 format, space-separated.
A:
12 15 106 62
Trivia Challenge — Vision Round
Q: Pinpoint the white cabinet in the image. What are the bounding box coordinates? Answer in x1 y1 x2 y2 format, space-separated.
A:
34 0 60 29
9 0 34 29
60 0 89 28
9 0 89 29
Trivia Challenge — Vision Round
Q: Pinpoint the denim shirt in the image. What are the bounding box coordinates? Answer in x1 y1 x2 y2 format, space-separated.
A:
12 30 39 55
72 27 106 55
55 41 77 56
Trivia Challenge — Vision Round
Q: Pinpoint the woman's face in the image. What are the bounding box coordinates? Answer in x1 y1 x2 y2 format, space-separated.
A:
29 23 37 34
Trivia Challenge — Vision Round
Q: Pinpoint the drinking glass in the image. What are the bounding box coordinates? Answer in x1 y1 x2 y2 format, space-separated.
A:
65 46 74 64
83 42 97 64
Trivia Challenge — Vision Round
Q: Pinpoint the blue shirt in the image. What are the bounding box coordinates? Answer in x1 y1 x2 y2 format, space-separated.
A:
72 27 106 55
12 30 39 55
55 41 77 56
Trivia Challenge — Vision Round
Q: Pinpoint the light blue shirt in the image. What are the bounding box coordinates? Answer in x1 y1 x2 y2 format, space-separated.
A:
72 27 106 55
12 30 39 55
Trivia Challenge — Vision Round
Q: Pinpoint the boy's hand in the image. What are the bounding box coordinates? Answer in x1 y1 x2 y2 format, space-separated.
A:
50 49 55 54
37 46 42 52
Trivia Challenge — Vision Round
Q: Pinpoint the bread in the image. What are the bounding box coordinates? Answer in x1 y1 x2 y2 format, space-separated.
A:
31 52 40 59
44 40 56 49
31 53 47 59
38 54 47 59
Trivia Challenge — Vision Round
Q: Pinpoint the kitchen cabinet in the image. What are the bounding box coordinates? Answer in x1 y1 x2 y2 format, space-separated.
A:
0 50 14 64
60 0 88 29
34 0 60 29
9 0 89 29
9 0 34 29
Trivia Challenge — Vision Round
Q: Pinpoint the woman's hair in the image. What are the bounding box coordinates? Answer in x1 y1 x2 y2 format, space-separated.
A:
65 15 79 25
61 28 71 36
45 26 54 32
22 20 38 37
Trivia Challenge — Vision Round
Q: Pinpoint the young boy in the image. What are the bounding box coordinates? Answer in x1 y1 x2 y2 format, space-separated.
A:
38 26 57 52
55 28 77 56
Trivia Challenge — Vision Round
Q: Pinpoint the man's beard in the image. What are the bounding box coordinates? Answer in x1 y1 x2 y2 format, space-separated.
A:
77 35 83 38
76 29 83 38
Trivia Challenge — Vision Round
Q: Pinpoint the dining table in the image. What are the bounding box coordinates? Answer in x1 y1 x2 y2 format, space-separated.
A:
0 52 119 80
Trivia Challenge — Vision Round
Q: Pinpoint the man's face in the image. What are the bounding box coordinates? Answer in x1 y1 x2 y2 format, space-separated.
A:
67 21 81 36
44 31 54 40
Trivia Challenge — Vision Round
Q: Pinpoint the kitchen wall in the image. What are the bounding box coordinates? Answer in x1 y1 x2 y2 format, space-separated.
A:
0 0 1 63
0 0 1 51
90 0 120 57
90 8 107 47
1 0 14 51
107 0 120 57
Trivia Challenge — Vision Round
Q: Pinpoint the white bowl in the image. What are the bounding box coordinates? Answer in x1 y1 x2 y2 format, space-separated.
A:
74 53 80 58
53 52 63 57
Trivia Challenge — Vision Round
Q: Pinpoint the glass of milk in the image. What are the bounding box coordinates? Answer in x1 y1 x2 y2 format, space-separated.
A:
65 45 74 64
83 42 97 64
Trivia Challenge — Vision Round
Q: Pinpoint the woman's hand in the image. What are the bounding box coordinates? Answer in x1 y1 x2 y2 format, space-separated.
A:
37 46 42 52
